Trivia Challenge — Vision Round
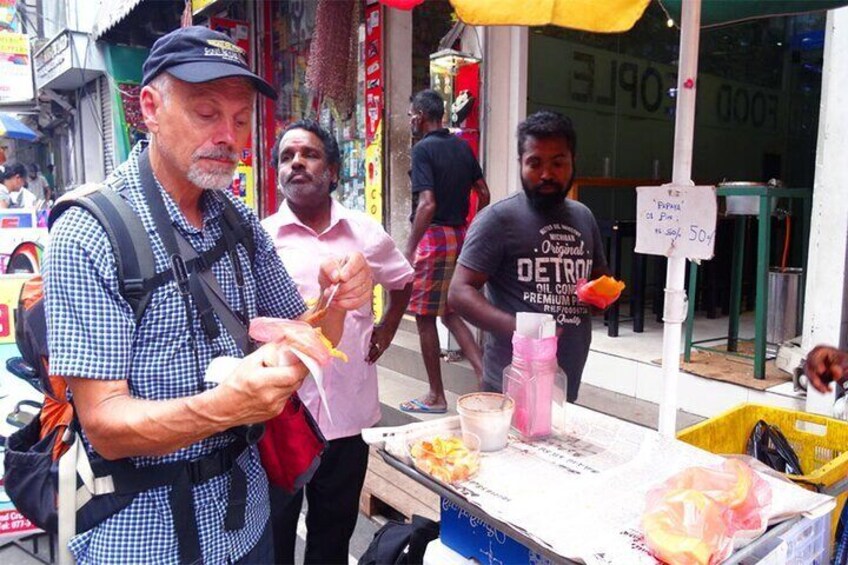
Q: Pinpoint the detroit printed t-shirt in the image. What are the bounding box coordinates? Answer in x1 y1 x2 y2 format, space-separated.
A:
458 192 609 401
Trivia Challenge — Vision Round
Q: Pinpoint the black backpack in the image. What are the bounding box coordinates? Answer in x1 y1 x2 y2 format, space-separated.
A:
358 515 440 565
4 151 258 549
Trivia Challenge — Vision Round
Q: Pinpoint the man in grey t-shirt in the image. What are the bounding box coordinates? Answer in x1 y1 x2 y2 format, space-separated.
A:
448 111 610 401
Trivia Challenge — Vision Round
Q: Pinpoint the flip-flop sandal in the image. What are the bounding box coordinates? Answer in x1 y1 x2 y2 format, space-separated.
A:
399 398 448 414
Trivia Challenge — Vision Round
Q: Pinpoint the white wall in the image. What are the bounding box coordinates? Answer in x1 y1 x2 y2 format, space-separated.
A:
804 7 848 415
385 7 412 245
483 27 527 202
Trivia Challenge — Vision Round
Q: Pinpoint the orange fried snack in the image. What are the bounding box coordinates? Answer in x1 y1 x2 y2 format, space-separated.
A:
250 317 348 365
409 435 480 484
302 296 330 325
575 275 626 309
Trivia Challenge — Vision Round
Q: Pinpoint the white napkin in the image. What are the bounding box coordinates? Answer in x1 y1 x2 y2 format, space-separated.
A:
204 352 333 425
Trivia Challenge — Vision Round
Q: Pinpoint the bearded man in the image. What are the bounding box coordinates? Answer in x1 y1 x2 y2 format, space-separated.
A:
448 111 610 402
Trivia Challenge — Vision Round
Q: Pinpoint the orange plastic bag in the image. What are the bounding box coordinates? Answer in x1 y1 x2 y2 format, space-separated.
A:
575 275 625 309
642 460 772 564
662 459 772 538
643 488 732 565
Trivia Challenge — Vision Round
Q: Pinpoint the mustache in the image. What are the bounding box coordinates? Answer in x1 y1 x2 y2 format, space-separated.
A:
285 171 314 184
193 147 239 164
533 180 564 191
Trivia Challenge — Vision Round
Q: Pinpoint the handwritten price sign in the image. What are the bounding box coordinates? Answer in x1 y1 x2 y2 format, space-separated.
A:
635 185 717 260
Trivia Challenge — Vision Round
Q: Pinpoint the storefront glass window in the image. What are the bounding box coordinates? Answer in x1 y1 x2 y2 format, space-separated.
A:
529 3 824 189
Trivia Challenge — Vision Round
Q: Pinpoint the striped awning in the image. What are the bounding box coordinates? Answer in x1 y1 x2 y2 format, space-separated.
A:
92 0 147 39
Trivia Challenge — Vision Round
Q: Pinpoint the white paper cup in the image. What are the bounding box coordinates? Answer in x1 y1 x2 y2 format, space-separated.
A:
457 392 515 452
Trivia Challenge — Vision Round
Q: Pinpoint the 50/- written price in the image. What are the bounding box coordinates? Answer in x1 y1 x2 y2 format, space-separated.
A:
653 225 715 245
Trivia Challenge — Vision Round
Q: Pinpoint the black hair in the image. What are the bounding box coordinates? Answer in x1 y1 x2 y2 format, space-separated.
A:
411 89 445 123
272 119 341 192
271 119 341 170
28 163 39 174
517 111 577 159
0 162 26 182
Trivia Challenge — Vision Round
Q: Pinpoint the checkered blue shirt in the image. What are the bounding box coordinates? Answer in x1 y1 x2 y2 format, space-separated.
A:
44 143 306 564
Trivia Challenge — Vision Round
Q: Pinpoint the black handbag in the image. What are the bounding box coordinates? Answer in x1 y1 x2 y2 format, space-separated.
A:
359 514 439 565
746 419 804 475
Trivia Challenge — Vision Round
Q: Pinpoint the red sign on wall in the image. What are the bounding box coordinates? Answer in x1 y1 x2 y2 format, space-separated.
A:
364 1 383 143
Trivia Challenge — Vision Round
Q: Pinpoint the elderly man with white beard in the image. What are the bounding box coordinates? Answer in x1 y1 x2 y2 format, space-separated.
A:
43 26 372 564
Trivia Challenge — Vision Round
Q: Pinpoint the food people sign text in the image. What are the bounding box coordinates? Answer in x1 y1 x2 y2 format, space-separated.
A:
635 185 717 260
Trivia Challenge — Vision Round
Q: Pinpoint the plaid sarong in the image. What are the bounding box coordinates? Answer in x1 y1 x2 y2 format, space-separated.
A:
408 225 467 316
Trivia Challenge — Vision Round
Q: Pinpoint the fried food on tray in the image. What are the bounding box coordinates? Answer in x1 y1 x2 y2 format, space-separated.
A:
409 435 480 484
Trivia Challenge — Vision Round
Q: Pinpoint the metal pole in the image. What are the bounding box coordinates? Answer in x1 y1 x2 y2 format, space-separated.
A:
658 0 702 437
728 216 746 351
754 194 772 378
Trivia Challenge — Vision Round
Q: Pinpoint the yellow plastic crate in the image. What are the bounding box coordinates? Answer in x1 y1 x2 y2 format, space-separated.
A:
677 403 848 541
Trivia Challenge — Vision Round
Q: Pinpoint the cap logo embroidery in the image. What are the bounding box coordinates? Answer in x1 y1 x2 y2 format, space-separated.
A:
206 39 245 55
203 47 245 64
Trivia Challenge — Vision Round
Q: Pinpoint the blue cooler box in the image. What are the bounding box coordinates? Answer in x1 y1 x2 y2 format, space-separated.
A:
440 499 554 564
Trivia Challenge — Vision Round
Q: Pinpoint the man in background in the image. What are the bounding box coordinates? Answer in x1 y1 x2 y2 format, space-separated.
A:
27 164 51 202
449 111 610 402
43 163 55 189
401 88 489 414
263 120 413 564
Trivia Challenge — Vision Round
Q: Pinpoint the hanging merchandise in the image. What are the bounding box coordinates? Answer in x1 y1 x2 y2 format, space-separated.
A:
104 45 149 163
378 0 425 10
450 90 475 127
116 83 147 147
306 0 360 116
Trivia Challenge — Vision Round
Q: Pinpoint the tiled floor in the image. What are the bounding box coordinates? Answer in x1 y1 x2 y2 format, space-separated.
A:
585 309 807 420
590 309 759 364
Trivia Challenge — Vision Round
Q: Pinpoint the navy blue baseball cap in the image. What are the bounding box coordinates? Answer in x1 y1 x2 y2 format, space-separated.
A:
142 26 276 99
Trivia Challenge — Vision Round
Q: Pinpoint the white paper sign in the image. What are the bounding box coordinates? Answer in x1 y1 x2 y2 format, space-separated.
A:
635 184 717 259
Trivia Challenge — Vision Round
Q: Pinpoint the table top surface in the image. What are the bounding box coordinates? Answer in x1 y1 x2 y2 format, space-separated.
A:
374 405 828 564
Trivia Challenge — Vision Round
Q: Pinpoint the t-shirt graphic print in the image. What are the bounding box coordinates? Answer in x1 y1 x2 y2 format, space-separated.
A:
458 193 609 401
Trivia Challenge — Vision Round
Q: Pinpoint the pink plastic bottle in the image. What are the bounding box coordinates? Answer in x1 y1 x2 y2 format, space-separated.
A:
504 333 557 439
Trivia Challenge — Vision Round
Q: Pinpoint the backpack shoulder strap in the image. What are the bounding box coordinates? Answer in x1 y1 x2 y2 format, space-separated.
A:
218 196 256 265
49 183 156 322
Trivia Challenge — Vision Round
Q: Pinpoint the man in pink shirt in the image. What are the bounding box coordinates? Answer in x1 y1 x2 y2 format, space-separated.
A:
262 120 413 564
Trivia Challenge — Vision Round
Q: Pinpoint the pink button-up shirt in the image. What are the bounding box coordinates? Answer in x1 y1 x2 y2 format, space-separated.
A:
262 199 414 440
